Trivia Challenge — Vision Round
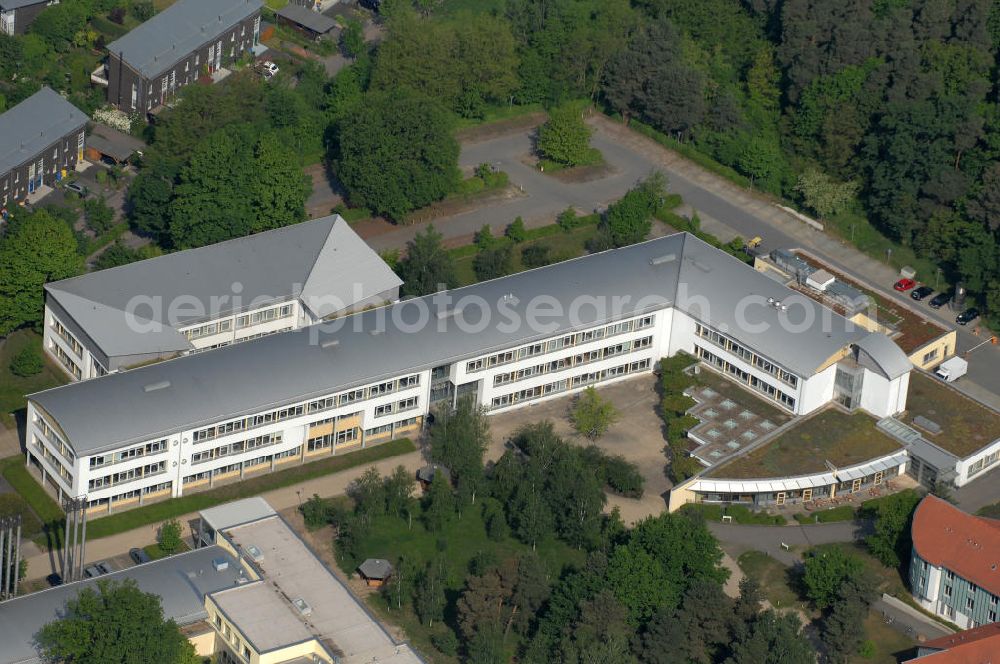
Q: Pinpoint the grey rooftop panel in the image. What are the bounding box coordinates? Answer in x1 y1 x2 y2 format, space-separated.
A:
0 87 87 178
30 233 884 456
105 0 263 79
276 3 337 33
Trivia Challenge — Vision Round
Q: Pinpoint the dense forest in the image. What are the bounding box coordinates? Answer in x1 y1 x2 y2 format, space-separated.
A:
372 0 1000 323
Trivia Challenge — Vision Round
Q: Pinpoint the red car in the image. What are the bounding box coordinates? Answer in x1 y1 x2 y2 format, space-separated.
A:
893 278 916 292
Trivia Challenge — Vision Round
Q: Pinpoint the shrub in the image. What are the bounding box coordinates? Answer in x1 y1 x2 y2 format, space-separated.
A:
505 216 527 243
130 1 154 22
473 242 514 281
10 345 44 377
108 7 126 24
602 456 644 498
431 630 459 656
83 197 115 234
157 518 183 554
300 494 333 531
520 244 551 269
557 207 580 231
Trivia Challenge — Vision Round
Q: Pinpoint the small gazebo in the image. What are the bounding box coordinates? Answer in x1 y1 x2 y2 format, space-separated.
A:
358 558 393 587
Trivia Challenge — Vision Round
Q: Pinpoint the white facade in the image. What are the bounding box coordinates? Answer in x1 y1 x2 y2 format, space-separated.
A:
955 436 1000 486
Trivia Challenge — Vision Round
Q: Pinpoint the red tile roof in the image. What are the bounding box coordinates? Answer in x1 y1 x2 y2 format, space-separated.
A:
910 495 1000 597
905 623 1000 663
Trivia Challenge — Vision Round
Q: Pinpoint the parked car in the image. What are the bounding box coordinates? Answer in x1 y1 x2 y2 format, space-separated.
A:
65 182 88 196
129 547 152 565
893 278 916 292
929 292 951 308
911 286 934 301
261 60 279 79
956 308 980 325
85 560 115 577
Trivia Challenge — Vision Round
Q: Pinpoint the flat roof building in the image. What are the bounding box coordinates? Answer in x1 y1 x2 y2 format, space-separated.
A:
0 87 88 206
104 0 263 113
42 214 401 380
26 232 911 513
0 545 241 664
199 499 423 663
275 3 338 39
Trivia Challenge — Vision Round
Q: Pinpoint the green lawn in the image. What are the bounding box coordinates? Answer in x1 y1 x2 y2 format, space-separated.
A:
85 437 416 541
348 504 586 663
0 330 68 427
681 503 786 526
855 610 917 664
901 371 1000 456
793 505 857 525
710 410 902 479
451 223 601 286
0 493 44 540
737 550 802 609
143 540 191 561
0 456 65 548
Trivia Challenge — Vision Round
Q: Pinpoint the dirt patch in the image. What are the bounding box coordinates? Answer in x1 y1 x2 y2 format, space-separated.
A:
456 112 547 144
546 161 616 183
404 184 525 225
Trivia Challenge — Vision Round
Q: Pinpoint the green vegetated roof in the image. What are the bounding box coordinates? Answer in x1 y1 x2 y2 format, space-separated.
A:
901 371 1000 457
707 409 902 479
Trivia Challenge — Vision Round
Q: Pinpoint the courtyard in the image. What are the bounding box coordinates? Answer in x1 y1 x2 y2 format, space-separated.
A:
487 374 671 524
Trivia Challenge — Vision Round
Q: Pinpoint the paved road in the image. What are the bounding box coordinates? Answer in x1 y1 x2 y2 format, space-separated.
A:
363 115 1000 407
708 520 871 566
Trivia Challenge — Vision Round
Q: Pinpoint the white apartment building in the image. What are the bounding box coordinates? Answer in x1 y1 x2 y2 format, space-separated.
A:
42 214 401 380
26 232 911 514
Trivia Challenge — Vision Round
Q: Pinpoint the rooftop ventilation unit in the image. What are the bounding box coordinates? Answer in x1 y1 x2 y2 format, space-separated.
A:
649 253 676 266
212 558 229 572
245 544 264 564
292 598 312 616
143 380 171 393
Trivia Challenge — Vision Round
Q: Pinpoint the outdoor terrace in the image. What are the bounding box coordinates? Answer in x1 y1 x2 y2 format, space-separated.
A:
685 368 792 466
706 409 902 479
900 371 1000 458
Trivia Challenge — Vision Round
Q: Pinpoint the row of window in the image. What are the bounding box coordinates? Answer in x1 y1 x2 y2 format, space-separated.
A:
51 318 83 356
305 374 421 415
33 440 74 486
695 323 799 388
467 315 655 374
307 427 360 452
51 343 82 380
695 345 797 411
185 319 232 340
375 396 419 418
191 433 282 465
90 439 167 469
236 303 293 329
183 446 303 485
212 611 253 663
967 449 1000 478
36 416 75 464
493 336 653 387
88 461 166 491
86 481 173 509
490 358 652 409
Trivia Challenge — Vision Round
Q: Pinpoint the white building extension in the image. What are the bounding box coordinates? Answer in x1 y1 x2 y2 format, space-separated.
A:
42 214 401 380
26 232 911 513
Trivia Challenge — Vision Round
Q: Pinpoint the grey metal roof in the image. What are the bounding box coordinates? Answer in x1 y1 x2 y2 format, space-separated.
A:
276 3 337 34
0 87 87 178
85 123 146 162
44 215 401 359
30 233 886 456
0 546 239 664
856 331 912 379
105 0 263 79
0 0 48 10
200 496 276 532
358 558 393 579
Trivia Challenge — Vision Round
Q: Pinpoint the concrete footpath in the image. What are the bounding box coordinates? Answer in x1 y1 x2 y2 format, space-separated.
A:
22 449 423 582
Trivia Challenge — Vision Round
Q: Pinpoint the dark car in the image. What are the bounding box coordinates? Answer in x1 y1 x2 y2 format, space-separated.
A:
929 292 951 309
911 286 934 301
129 547 152 565
956 308 980 325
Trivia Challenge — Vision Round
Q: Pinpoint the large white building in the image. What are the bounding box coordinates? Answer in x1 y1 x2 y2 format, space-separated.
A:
26 232 911 514
42 214 401 380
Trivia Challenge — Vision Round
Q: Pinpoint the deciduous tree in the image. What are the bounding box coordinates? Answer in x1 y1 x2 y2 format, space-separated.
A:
570 386 619 440
397 225 456 297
